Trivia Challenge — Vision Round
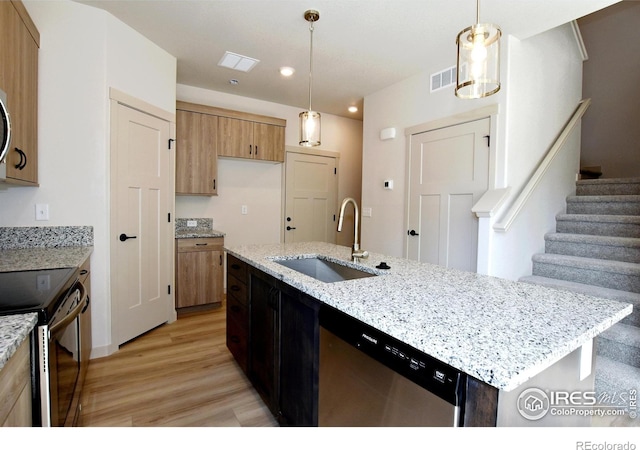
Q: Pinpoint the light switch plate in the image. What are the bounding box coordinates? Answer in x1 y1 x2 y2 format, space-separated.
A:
362 207 372 217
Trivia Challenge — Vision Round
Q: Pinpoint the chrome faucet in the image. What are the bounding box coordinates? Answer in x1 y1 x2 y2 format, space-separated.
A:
337 197 369 261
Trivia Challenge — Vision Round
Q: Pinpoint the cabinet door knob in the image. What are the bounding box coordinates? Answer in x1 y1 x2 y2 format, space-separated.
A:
14 148 26 170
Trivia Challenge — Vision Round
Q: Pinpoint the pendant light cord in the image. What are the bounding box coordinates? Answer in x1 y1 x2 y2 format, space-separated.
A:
308 19 314 112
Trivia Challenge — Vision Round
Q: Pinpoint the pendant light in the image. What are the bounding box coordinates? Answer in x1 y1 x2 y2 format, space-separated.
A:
455 0 501 99
299 9 321 147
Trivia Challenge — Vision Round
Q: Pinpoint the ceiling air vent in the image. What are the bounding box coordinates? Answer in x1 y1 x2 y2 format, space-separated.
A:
430 65 460 93
218 51 260 72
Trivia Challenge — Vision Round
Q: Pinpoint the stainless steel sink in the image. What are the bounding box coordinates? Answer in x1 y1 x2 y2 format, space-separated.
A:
275 257 376 283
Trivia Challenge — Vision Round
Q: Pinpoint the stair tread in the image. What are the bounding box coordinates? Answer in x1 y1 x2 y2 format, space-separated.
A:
532 253 640 273
577 177 640 185
520 275 640 303
545 232 640 247
595 355 640 394
556 213 640 224
600 322 640 349
567 194 640 202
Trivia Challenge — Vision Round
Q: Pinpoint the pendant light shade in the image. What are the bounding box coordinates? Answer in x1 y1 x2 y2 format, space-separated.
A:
299 9 321 147
455 1 501 99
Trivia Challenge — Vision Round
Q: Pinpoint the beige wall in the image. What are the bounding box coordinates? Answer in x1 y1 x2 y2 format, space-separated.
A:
579 1 640 178
175 84 363 249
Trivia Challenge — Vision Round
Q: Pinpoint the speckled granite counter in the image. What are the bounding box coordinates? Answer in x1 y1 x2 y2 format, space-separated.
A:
225 241 633 391
0 246 93 272
175 217 225 239
0 313 37 371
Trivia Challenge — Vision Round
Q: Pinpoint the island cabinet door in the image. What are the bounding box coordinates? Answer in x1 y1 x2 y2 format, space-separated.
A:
248 269 280 414
278 289 320 426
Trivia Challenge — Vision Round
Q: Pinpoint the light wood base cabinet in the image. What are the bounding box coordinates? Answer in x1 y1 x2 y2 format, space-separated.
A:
0 338 32 427
176 237 224 312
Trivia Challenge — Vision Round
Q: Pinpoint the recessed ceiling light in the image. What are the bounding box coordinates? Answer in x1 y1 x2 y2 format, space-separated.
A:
280 67 295 77
218 51 260 72
348 106 358 113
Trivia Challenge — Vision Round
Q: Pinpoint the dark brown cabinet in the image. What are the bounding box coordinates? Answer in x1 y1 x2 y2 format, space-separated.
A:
226 253 319 426
226 255 249 373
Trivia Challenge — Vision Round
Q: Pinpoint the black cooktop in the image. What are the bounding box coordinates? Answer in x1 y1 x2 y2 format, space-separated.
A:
0 267 79 322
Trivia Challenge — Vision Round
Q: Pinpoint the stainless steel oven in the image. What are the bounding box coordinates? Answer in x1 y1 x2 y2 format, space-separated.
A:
38 280 88 426
0 267 89 427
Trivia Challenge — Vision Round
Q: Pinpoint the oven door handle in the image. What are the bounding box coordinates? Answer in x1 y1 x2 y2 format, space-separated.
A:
49 282 87 337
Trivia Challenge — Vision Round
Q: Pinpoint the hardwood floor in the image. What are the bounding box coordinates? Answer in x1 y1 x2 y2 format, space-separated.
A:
78 301 278 427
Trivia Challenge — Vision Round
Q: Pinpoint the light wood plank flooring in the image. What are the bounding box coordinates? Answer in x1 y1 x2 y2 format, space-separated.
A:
78 301 278 427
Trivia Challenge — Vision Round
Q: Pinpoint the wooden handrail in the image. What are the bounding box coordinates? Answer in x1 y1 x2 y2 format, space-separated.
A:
494 98 591 232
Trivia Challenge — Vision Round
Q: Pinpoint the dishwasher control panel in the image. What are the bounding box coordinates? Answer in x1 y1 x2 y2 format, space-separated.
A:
320 305 465 407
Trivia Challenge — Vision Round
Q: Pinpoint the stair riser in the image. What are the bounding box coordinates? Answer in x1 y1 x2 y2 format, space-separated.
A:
545 241 640 263
577 184 640 196
566 202 640 216
597 337 640 368
532 262 640 293
556 221 640 238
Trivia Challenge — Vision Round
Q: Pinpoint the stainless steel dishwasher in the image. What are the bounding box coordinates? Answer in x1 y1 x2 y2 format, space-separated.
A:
319 305 466 427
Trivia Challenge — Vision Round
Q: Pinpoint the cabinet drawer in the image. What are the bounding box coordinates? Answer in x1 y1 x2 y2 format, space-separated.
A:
226 315 248 373
227 255 248 281
227 294 248 325
227 274 247 305
176 237 224 252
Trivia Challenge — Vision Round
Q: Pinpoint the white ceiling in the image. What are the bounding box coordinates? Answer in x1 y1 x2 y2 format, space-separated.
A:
75 0 619 120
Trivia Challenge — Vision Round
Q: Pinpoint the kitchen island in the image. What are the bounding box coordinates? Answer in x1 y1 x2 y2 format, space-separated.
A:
225 241 633 427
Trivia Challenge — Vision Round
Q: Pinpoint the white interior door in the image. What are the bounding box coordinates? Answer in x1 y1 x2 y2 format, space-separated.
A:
111 98 174 347
284 152 337 244
406 118 490 272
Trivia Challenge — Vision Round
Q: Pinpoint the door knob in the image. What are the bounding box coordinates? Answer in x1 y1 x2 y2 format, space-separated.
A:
408 229 419 236
119 233 137 242
286 226 296 231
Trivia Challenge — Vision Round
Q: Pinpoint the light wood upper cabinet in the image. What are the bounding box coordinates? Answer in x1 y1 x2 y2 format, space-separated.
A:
0 0 39 185
175 109 218 196
218 116 285 163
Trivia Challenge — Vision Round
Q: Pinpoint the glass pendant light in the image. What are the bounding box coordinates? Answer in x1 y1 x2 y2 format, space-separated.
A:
455 0 501 99
299 9 321 147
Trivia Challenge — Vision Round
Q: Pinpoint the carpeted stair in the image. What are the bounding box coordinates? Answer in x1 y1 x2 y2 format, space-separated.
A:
520 177 640 421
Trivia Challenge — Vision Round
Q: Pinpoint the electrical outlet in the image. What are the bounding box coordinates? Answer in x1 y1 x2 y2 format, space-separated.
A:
241 205 248 215
187 220 197 227
362 207 372 217
35 204 49 221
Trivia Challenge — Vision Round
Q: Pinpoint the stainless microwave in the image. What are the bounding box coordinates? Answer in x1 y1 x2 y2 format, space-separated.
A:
0 89 11 180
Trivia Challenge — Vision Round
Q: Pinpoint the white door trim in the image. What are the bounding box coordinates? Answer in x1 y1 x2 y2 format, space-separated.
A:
108 88 176 354
404 105 499 260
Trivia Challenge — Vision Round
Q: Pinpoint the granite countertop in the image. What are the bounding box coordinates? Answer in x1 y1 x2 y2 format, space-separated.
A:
175 229 225 239
174 217 225 239
225 241 633 391
0 246 93 272
0 313 37 371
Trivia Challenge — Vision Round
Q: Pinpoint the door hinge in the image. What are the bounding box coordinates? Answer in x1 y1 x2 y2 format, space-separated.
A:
168 138 175 150
483 135 490 147
168 212 171 223
168 285 171 295
334 167 337 175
